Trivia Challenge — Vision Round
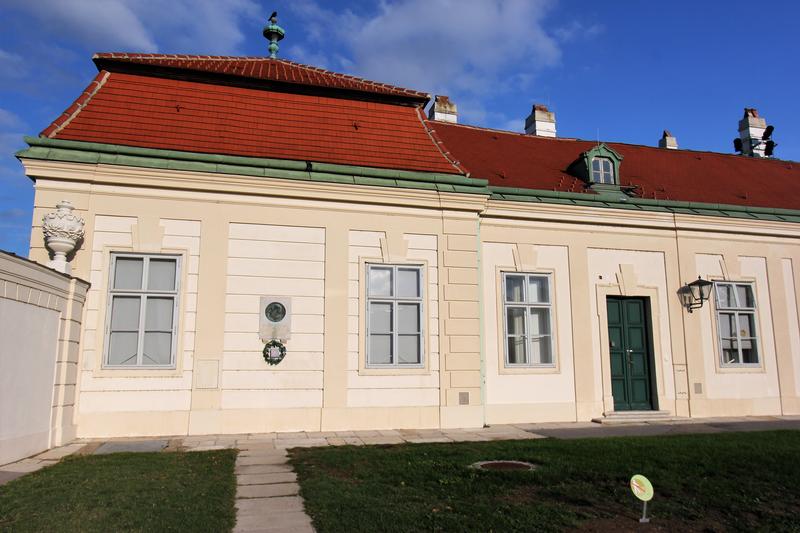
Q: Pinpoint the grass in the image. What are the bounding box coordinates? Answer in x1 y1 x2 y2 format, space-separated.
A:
290 430 800 532
0 450 237 532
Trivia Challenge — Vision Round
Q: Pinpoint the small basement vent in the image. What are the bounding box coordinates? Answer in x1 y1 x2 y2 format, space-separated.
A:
694 382 703 394
458 392 470 405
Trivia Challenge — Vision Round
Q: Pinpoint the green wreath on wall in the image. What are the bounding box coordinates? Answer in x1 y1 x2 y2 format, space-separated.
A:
262 339 287 366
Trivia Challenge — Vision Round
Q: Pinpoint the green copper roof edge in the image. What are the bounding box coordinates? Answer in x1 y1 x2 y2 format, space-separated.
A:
18 136 489 190
489 185 800 221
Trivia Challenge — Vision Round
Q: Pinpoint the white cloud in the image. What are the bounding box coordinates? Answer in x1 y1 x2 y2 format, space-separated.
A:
0 109 25 130
5 0 261 54
553 21 604 43
0 49 28 81
289 0 561 98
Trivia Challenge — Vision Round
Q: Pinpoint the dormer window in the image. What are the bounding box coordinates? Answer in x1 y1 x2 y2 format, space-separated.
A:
591 157 615 184
569 144 624 190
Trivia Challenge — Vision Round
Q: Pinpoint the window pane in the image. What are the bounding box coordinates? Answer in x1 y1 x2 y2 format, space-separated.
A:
531 336 552 365
369 267 392 296
716 284 733 308
506 307 526 336
602 159 612 172
114 258 143 290
369 334 392 364
721 339 739 364
592 170 602 182
741 342 758 364
592 159 601 171
604 170 614 184
398 334 421 364
528 276 549 303
145 297 174 331
738 314 755 338
529 308 551 336
397 268 420 297
148 259 176 291
369 303 393 333
719 313 734 338
736 285 755 308
505 275 525 302
143 332 172 365
110 296 141 330
108 332 138 365
507 336 527 364
398 303 420 334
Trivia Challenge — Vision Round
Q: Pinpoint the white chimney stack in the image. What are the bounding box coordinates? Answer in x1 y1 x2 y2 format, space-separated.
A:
524 104 556 137
428 95 457 123
738 108 767 157
659 130 678 149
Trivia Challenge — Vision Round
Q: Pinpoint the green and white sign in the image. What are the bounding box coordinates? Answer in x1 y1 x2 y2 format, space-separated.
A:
630 474 654 501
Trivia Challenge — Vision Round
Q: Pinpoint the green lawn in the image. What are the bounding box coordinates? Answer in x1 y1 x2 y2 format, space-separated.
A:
290 430 800 532
0 450 237 533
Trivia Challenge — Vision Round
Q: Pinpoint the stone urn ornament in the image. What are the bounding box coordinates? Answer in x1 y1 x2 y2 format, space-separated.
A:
42 200 85 274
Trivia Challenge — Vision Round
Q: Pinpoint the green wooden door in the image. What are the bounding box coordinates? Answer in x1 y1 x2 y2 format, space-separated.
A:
607 297 654 411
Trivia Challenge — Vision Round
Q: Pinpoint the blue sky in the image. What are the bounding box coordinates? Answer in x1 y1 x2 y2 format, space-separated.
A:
1 0 798 256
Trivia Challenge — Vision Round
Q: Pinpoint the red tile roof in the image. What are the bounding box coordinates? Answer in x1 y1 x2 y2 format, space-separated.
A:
430 121 800 210
42 71 461 174
92 53 430 103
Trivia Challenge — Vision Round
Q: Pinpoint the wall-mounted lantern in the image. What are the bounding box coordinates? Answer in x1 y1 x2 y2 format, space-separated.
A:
679 277 714 313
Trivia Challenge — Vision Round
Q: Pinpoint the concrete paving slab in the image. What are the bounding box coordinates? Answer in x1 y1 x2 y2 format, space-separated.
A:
236 464 294 485
405 437 453 444
275 432 308 440
235 495 305 515
236 472 297 485
0 470 27 485
237 482 299 499
188 445 227 451
360 436 405 445
234 511 313 532
236 454 289 466
236 463 299 476
1 459 56 473
93 440 168 454
34 443 86 460
274 438 328 449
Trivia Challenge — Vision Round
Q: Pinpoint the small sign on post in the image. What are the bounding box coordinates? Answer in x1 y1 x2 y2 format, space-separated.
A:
630 474 654 523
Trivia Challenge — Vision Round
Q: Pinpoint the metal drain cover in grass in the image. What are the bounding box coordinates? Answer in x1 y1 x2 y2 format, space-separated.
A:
470 460 537 471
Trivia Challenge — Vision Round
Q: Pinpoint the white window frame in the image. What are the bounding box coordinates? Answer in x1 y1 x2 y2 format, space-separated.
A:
365 264 424 368
714 281 760 368
591 157 615 184
502 272 555 368
103 253 181 368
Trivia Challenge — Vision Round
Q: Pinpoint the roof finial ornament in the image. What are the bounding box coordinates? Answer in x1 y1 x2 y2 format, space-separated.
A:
263 11 285 59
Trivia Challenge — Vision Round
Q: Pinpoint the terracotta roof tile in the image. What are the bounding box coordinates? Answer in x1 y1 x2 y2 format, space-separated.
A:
45 72 460 174
430 121 800 210
92 53 429 102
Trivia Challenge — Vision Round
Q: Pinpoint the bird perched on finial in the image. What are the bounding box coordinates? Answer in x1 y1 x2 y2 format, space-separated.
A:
269 11 278 23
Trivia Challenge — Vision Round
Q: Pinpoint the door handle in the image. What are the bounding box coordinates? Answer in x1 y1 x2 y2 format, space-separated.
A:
625 349 633 365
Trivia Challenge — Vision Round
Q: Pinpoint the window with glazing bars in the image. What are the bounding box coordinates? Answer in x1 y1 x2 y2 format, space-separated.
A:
503 273 554 366
591 157 615 184
104 254 180 367
714 282 759 367
366 264 423 367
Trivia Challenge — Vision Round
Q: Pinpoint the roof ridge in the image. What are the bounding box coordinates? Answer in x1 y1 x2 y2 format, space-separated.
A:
93 53 431 100
419 109 470 176
41 70 111 138
429 119 798 165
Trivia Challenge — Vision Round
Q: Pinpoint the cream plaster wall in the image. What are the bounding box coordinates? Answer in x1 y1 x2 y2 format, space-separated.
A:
481 242 577 423
222 223 325 412
20 157 800 436
346 230 440 408
0 251 88 463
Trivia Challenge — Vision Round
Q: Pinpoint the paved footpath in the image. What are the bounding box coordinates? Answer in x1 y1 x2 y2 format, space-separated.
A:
2 416 800 531
233 444 313 533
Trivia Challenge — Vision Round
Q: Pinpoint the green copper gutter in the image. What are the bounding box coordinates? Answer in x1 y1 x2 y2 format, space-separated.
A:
490 186 800 223
15 137 800 223
16 136 490 195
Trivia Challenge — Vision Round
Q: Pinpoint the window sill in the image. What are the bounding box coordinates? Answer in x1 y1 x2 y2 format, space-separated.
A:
498 364 560 375
93 365 183 378
359 366 431 376
715 364 764 374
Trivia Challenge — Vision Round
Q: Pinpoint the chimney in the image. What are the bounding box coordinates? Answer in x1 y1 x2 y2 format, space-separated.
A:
659 130 678 149
524 104 556 137
428 95 457 123
738 108 767 157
